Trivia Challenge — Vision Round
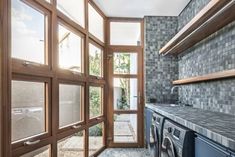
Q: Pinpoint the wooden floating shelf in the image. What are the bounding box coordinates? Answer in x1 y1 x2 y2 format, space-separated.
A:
160 0 235 55
173 69 235 85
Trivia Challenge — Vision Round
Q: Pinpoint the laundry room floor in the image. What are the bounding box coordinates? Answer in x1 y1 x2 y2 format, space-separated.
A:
98 148 151 157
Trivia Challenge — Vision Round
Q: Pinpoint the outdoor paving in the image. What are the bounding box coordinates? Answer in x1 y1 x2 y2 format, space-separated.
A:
58 136 103 157
114 115 137 143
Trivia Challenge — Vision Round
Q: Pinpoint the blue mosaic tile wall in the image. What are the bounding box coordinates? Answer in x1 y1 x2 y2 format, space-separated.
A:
145 0 235 115
144 16 178 104
178 0 235 115
178 0 211 31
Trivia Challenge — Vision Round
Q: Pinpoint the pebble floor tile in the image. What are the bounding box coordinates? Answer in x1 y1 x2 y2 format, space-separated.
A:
98 148 151 157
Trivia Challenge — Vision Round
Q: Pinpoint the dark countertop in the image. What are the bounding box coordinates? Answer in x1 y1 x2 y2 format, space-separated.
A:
146 103 235 151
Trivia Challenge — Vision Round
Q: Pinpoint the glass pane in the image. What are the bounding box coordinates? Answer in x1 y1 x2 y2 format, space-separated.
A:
11 81 46 142
114 114 137 143
11 0 46 64
89 123 104 156
89 87 102 119
58 131 85 157
59 84 83 128
57 0 85 27
113 78 138 110
113 53 138 74
88 4 104 42
89 43 103 77
20 145 50 157
58 24 83 73
110 22 141 46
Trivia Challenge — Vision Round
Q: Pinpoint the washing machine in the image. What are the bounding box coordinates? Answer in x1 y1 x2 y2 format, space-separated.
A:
231 151 235 157
149 112 165 157
161 119 194 157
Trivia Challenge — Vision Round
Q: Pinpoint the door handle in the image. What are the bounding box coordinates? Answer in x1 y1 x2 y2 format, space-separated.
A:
24 140 40 146
72 125 81 129
96 117 102 121
134 92 142 104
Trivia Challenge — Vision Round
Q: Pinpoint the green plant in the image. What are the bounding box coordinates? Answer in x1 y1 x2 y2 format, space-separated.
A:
90 87 101 118
89 124 102 136
114 54 131 110
90 50 101 76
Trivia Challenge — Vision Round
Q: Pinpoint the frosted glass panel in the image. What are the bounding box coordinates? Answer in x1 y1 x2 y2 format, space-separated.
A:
57 0 85 27
11 81 46 142
59 84 83 128
11 0 46 64
110 22 141 46
88 4 104 42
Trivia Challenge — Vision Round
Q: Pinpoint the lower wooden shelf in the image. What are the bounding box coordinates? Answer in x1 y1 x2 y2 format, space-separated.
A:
173 69 235 85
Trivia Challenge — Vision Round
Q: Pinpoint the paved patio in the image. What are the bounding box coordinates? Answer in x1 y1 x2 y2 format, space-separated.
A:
114 114 137 143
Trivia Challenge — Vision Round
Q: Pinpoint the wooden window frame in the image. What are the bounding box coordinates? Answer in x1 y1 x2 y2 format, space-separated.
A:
56 0 86 29
11 74 52 152
11 0 52 78
0 0 108 156
88 1 106 46
106 18 145 148
57 19 86 76
57 80 85 133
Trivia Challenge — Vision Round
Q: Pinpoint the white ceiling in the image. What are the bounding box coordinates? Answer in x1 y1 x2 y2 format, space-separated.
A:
93 0 191 18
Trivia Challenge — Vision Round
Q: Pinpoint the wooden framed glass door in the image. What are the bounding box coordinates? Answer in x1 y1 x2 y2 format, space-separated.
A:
107 48 144 147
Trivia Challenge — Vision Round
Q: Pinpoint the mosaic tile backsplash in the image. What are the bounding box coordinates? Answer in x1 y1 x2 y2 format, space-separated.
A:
178 0 210 31
144 16 178 104
144 0 235 115
178 0 235 115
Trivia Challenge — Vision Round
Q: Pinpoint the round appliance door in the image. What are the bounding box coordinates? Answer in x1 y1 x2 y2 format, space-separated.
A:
149 123 160 157
161 136 175 157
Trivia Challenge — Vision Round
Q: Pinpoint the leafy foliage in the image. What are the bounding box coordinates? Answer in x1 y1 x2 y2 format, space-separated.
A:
114 54 131 109
89 87 101 118
90 50 102 76
89 124 103 136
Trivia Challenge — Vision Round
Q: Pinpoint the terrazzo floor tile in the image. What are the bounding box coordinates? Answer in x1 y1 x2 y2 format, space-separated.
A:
98 148 151 157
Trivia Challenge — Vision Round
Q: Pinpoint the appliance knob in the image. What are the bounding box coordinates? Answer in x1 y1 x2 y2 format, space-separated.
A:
168 127 173 133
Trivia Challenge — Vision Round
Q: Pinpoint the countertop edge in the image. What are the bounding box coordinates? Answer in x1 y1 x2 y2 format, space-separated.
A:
146 103 235 151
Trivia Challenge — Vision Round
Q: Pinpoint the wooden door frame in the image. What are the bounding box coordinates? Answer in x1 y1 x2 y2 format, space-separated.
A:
106 17 144 148
107 47 144 148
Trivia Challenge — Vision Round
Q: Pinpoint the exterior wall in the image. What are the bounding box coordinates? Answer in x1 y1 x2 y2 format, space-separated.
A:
144 16 178 104
178 0 235 115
